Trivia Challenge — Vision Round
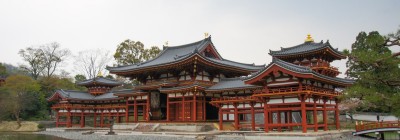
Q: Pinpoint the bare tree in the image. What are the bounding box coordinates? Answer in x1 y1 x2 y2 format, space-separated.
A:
74 49 112 79
18 47 45 80
40 42 71 78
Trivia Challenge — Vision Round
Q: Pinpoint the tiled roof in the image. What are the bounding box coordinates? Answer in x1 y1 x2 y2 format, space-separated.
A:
52 89 137 100
77 77 122 87
269 41 345 58
107 37 264 72
206 77 262 91
245 58 355 85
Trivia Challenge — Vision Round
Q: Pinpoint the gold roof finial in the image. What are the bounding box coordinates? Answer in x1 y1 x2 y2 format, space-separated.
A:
305 34 314 42
165 41 168 46
97 71 103 77
204 32 209 38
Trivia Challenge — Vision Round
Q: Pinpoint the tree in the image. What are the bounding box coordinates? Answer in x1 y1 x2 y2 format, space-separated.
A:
40 42 71 78
2 75 41 127
74 49 112 79
18 47 45 80
343 29 400 117
0 63 7 77
143 46 161 61
74 74 87 83
114 39 161 65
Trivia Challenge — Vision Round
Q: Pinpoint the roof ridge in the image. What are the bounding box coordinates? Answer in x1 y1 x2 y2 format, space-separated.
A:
163 36 211 48
273 58 312 71
219 58 265 67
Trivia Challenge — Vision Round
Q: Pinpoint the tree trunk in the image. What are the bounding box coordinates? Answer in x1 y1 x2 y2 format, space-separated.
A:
14 111 21 128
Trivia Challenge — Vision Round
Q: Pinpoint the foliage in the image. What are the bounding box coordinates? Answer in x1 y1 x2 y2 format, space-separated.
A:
343 29 400 117
74 49 112 79
1 75 42 126
40 42 71 78
114 39 161 65
18 42 70 79
18 47 45 80
74 74 87 83
0 63 7 77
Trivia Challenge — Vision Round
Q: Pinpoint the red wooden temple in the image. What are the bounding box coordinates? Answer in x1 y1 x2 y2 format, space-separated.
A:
48 35 354 133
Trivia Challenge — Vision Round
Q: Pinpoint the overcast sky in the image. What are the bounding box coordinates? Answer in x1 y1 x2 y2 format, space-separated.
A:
0 0 399 78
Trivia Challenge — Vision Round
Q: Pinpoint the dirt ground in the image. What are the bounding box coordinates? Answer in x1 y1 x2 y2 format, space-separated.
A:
0 121 39 131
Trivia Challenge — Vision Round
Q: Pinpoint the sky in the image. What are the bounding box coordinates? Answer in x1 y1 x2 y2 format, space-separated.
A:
0 0 399 78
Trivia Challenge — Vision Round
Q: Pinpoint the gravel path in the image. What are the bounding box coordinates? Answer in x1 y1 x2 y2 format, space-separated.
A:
36 131 199 140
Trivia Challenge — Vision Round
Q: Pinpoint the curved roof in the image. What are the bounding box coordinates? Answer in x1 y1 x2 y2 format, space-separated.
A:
107 37 264 73
206 77 262 92
77 77 122 87
245 58 355 86
269 41 345 59
48 89 137 101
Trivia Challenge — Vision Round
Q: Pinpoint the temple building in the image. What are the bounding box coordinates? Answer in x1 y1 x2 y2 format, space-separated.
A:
48 35 353 133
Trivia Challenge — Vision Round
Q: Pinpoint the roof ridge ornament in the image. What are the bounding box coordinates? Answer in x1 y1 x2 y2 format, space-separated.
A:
204 32 209 38
97 71 103 77
305 34 314 43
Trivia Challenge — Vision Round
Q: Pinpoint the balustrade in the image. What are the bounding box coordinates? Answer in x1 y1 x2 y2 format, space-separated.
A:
355 121 400 132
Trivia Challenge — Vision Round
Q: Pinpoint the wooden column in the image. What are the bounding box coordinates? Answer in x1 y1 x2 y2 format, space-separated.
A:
250 102 255 131
335 99 340 130
56 111 59 127
193 92 197 121
100 111 104 127
278 111 282 132
80 110 84 128
313 97 318 132
117 110 120 123
67 109 71 128
323 98 328 131
203 94 206 121
94 111 97 128
288 111 293 131
301 95 307 133
166 94 170 121
263 100 269 133
219 104 223 130
182 93 185 121
125 98 129 123
146 93 150 121
233 103 239 130
134 97 138 122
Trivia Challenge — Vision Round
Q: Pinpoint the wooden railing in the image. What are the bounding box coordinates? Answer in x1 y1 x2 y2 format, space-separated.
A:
52 104 126 109
211 96 254 102
355 121 400 132
254 86 341 96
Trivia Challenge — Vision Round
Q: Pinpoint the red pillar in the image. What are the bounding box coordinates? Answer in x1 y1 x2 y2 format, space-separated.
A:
100 111 104 127
80 110 84 128
94 111 97 128
301 95 307 133
166 94 170 121
233 103 239 130
67 109 71 128
278 111 282 132
313 98 318 132
125 98 129 123
182 93 185 121
193 92 197 121
250 102 255 131
134 97 138 122
146 94 150 121
335 99 340 130
263 100 269 133
56 111 59 127
203 94 206 121
323 99 328 131
288 111 293 131
219 104 223 130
